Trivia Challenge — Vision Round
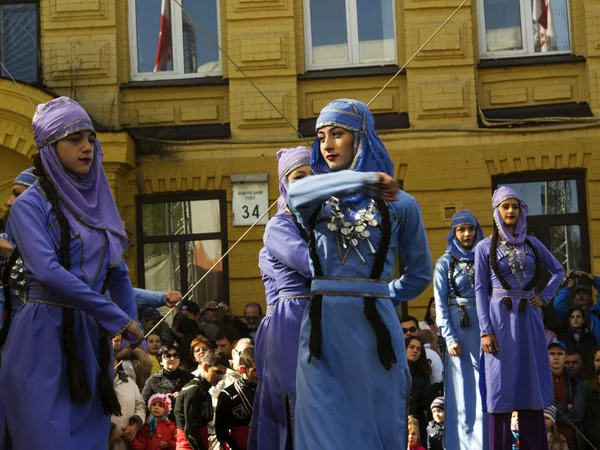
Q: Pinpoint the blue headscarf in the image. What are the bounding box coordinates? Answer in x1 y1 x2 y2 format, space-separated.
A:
446 210 484 261
311 99 394 177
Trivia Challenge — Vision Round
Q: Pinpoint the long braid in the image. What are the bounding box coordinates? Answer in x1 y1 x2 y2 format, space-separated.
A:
522 238 541 291
449 256 460 298
363 200 396 370
0 248 21 346
33 154 92 403
307 206 323 361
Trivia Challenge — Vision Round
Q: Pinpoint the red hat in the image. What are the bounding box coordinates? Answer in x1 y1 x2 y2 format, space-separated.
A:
148 393 171 416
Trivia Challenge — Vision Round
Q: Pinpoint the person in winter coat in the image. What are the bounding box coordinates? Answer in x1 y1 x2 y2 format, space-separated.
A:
406 336 432 444
131 393 177 450
557 307 596 365
110 353 146 450
584 367 600 449
142 344 194 421
426 397 444 450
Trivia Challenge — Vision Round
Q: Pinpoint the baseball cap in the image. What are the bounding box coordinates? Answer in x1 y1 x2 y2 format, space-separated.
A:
548 340 567 352
180 300 200 314
141 308 162 321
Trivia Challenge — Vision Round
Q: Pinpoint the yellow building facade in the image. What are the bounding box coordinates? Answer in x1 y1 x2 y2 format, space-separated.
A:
0 0 599 318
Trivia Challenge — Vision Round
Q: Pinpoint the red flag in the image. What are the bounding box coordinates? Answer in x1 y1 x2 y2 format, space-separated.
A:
154 0 172 71
533 0 554 52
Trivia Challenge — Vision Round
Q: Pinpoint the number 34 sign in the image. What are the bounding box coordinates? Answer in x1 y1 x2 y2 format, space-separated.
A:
231 173 269 227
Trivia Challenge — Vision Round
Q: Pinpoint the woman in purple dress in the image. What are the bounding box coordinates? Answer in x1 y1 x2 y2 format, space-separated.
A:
249 146 312 450
475 186 565 450
0 97 144 449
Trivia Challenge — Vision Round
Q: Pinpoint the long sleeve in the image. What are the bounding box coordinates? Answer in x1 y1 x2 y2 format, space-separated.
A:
434 255 457 345
133 287 166 310
264 215 311 279
173 387 186 430
562 377 586 425
215 391 240 450
107 260 138 322
287 170 379 227
7 192 131 335
475 240 493 336
132 387 146 430
554 286 571 321
531 237 565 304
128 425 148 450
388 193 433 304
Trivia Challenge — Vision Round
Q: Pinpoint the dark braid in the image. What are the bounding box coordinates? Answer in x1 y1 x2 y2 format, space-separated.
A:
363 200 396 370
0 248 21 346
33 154 92 403
490 222 541 312
307 206 324 362
291 212 309 243
449 256 460 297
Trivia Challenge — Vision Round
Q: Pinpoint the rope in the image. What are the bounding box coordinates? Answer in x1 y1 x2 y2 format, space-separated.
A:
555 405 598 450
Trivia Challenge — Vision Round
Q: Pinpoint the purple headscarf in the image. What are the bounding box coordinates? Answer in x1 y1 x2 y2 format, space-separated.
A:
491 186 528 245
276 146 311 213
32 97 129 266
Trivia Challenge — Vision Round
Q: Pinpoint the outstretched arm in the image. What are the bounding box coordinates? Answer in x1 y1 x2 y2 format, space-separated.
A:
8 194 130 335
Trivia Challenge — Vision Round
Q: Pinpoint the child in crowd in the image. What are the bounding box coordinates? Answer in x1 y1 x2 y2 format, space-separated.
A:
147 331 163 376
511 411 519 450
544 406 568 450
427 397 444 450
174 349 229 450
216 347 258 450
408 416 426 450
110 342 146 450
130 394 177 450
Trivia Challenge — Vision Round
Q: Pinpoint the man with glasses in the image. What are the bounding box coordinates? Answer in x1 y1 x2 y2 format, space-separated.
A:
243 302 263 340
400 315 444 384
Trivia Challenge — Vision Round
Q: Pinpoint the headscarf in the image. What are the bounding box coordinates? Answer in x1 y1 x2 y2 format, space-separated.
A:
276 146 311 212
491 186 528 245
32 97 129 267
446 210 484 261
310 98 394 177
13 168 36 188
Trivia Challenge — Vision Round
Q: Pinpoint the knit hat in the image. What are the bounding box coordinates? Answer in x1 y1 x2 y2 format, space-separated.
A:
430 397 444 411
148 393 171 416
544 405 557 424
13 167 36 188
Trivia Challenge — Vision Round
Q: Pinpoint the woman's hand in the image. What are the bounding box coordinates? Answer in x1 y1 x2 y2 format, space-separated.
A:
122 320 145 349
529 295 544 308
121 423 139 441
448 342 463 357
372 173 399 202
481 334 498 354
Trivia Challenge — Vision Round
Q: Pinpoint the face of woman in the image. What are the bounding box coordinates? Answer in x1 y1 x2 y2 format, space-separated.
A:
498 199 520 229
162 350 180 371
317 126 355 171
569 310 584 328
406 340 422 362
594 351 600 372
146 335 162 355
407 427 418 446
429 301 436 320
455 225 477 249
193 344 211 363
55 131 96 177
287 165 312 183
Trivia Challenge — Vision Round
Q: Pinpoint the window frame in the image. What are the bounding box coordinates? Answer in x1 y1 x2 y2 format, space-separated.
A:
303 0 398 71
493 170 590 273
127 0 222 82
0 0 40 84
135 191 230 304
476 0 572 59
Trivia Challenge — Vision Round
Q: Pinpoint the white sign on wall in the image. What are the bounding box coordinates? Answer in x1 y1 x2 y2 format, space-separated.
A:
231 173 269 227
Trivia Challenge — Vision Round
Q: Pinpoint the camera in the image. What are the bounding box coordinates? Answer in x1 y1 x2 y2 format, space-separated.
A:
217 302 224 309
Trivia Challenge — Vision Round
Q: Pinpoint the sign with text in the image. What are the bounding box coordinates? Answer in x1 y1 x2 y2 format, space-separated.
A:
231 173 269 227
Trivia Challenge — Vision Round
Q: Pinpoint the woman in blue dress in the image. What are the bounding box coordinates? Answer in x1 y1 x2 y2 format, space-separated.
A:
288 98 432 450
0 97 144 449
434 210 488 449
475 186 564 450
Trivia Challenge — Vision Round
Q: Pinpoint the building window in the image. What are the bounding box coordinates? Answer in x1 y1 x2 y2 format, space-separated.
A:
304 0 397 70
128 0 221 81
495 171 589 274
136 192 229 307
477 0 571 58
0 0 38 84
